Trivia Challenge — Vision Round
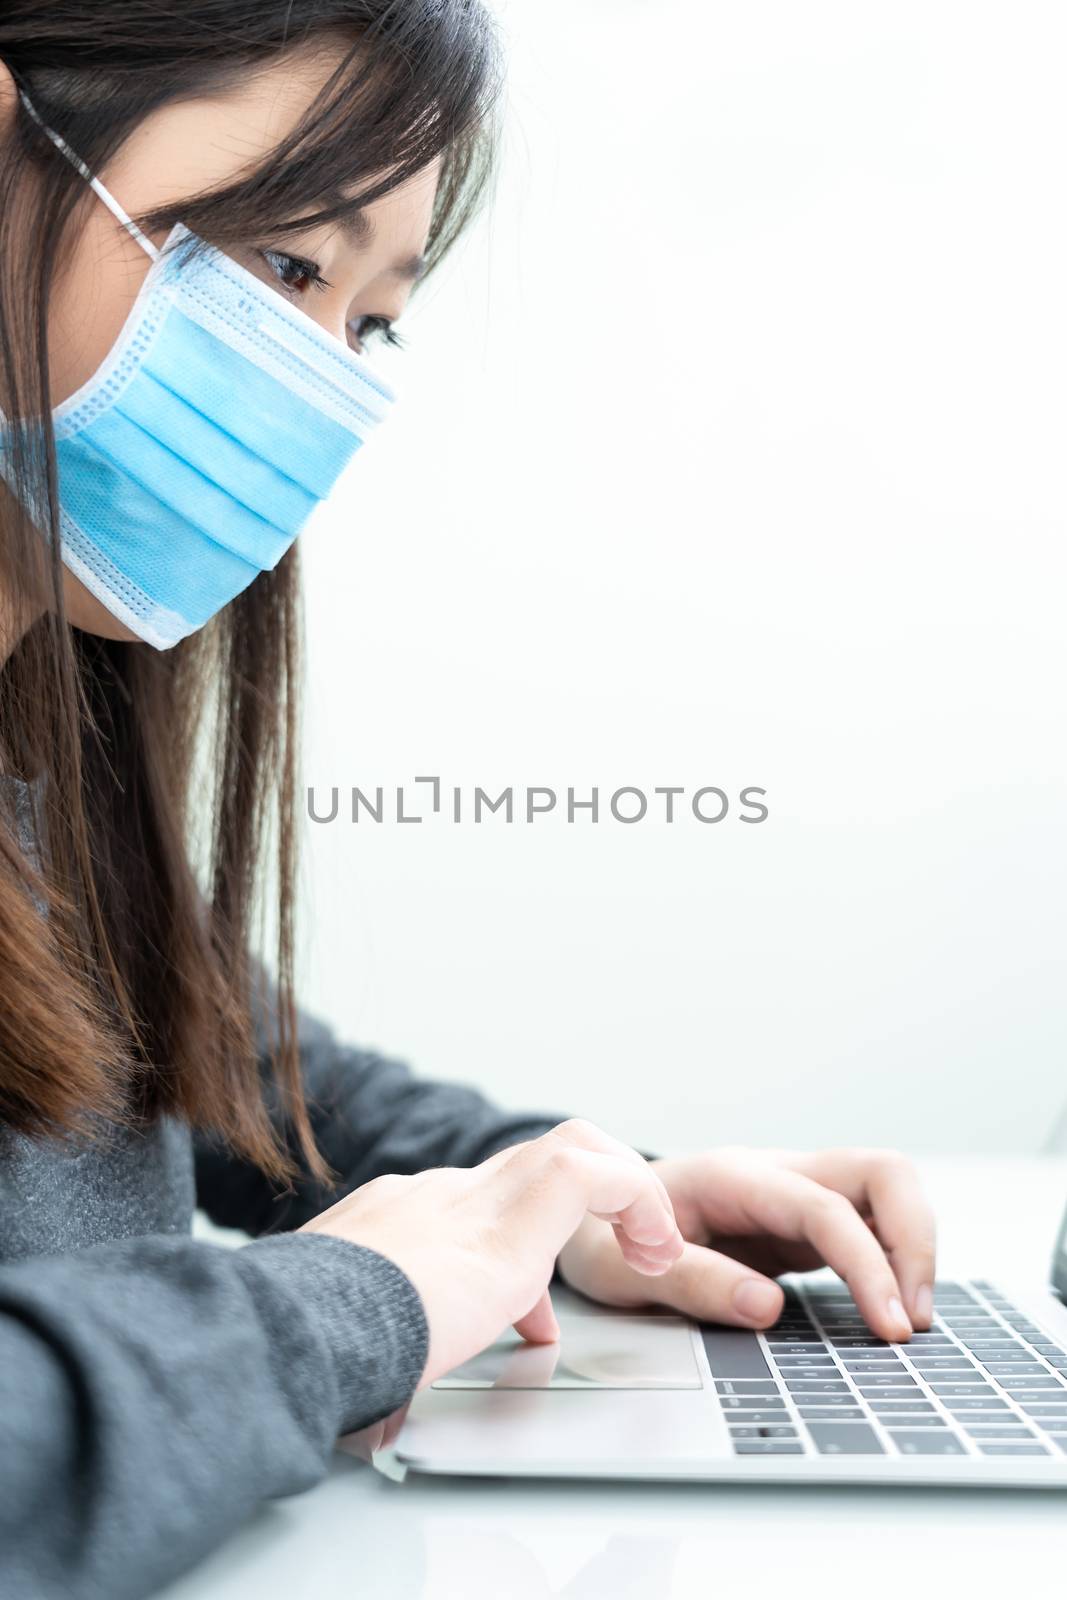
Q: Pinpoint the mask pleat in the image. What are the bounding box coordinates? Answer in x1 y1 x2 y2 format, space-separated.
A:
56 435 261 628
114 373 317 532
145 311 363 499
63 413 295 570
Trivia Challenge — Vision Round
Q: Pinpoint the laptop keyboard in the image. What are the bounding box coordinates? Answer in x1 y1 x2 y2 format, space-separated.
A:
704 1280 1067 1459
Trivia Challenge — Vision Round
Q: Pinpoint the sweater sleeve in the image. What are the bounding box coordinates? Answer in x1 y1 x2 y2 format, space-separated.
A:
193 958 568 1236
0 1229 427 1600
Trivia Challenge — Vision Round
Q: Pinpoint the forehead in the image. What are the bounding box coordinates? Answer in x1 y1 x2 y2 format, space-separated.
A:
109 43 440 254
333 159 441 272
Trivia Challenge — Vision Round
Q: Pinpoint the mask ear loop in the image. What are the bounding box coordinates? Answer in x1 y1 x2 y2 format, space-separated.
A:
18 90 161 264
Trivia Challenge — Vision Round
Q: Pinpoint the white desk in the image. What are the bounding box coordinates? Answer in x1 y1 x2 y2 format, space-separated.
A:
160 1157 1067 1600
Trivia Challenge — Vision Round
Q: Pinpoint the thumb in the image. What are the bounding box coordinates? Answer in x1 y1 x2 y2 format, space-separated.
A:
513 1287 561 1344
652 1242 785 1327
576 1237 785 1329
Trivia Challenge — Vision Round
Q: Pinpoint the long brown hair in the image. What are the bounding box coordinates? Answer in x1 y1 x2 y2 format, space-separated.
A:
0 3 502 1182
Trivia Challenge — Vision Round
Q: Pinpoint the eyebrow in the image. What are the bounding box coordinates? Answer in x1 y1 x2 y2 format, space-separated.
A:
335 207 428 283
389 253 429 284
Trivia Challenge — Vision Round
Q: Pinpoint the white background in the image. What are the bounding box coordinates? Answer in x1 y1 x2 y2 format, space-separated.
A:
294 0 1067 1157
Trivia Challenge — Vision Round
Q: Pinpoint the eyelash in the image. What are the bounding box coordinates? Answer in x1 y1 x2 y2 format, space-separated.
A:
259 249 407 351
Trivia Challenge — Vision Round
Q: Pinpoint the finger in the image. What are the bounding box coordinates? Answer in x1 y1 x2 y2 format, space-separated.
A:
794 1149 937 1328
565 1227 786 1328
513 1287 561 1344
497 1134 684 1271
734 1166 912 1341
497 1121 683 1262
480 1120 677 1221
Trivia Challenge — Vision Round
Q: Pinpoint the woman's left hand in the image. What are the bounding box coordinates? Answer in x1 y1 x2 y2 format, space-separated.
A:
556 1146 936 1343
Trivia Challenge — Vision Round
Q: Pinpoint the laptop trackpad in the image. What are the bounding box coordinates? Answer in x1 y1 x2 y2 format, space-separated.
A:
431 1311 701 1390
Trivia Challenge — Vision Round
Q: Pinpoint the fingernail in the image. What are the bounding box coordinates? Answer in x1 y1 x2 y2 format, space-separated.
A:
913 1284 933 1326
652 1202 680 1246
732 1280 780 1325
887 1296 911 1337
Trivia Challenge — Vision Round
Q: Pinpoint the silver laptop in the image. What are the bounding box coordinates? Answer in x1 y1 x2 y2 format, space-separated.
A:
388 1198 1067 1487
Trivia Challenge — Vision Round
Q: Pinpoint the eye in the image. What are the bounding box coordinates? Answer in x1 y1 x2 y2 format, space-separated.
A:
348 314 407 354
260 248 331 296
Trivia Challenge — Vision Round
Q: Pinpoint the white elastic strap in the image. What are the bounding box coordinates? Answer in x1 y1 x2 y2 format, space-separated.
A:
19 89 161 263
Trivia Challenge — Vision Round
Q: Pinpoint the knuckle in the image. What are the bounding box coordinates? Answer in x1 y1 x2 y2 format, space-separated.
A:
812 1187 852 1224
914 1227 938 1259
549 1117 599 1146
871 1146 910 1174
709 1143 753 1165
544 1145 584 1183
364 1172 410 1200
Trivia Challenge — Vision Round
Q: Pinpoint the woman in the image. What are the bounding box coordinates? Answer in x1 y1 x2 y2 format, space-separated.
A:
0 5 936 1598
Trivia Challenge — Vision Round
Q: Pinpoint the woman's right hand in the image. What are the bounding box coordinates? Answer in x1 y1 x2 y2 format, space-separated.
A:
299 1119 685 1388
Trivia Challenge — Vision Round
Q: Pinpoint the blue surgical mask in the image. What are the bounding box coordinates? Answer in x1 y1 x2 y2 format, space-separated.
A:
0 93 396 649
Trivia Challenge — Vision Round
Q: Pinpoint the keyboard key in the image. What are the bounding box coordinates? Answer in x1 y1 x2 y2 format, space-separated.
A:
963 1426 1036 1439
942 1398 1011 1413
1004 1370 1066 1385
840 1360 905 1373
979 1363 1049 1376
719 1395 786 1411
806 1422 885 1455
723 1401 790 1427
773 1355 836 1368
797 1401 864 1417
855 1386 920 1401
720 1408 792 1425
715 1380 781 1397
702 1328 773 1380
733 1442 806 1455
870 1401 936 1416
998 1382 1065 1396
729 1425 797 1439
1019 1405 1067 1420
829 1339 891 1349
977 1444 1051 1456
876 1412 947 1427
853 1375 919 1390
782 1379 849 1394
910 1350 975 1363
890 1432 967 1455
909 1360 976 1373
767 1344 828 1356
929 1384 996 1398
905 1334 954 1345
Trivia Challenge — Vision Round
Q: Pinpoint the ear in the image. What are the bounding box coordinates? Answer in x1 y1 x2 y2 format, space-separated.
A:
0 60 17 133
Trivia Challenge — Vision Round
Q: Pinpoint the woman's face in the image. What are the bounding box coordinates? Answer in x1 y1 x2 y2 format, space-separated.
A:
3 45 439 642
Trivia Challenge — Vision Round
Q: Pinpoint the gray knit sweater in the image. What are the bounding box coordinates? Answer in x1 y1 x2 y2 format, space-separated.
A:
0 777 562 1600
